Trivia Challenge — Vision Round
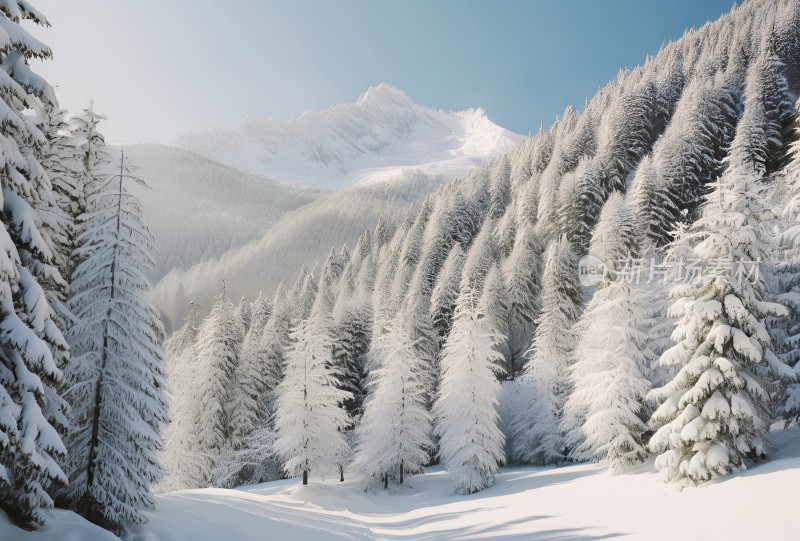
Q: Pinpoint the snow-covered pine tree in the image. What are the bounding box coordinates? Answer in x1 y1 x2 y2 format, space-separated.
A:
648 125 795 484
229 295 272 449
259 284 293 399
193 290 243 474
61 150 168 530
502 220 542 378
0 1 73 527
629 73 738 248
558 157 608 254
510 236 581 465
35 103 81 290
273 269 351 485
430 244 465 350
777 98 800 424
331 291 372 417
488 155 511 220
235 296 253 335
562 193 653 471
158 308 209 492
210 286 293 488
434 264 506 494
352 316 433 489
70 104 112 233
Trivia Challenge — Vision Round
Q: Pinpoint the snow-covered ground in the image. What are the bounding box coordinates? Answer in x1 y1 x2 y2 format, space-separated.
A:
0 509 117 541
146 426 798 540
5 427 797 540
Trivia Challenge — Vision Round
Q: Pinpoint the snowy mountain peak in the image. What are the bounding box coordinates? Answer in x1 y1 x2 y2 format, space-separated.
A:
176 84 521 188
356 82 413 107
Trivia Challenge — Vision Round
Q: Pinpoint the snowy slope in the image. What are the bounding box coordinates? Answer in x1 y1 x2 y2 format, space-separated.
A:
151 170 442 329
176 83 521 188
123 427 800 541
114 144 322 280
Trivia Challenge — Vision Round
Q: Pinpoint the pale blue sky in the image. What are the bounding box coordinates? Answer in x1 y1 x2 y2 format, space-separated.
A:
35 0 736 144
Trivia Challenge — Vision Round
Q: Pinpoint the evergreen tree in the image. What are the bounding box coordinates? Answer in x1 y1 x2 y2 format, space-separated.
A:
158 309 209 492
434 265 506 494
510 236 581 465
777 99 800 423
259 284 293 398
193 291 243 470
502 220 542 378
0 3 73 525
274 273 351 485
70 104 113 232
229 295 272 449
61 151 168 530
562 193 653 470
353 317 433 489
430 244 465 350
35 103 81 290
648 156 794 485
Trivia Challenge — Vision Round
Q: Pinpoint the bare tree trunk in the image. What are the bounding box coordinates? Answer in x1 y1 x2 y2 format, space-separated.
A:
399 461 404 484
383 472 388 490
302 469 308 485
339 464 344 483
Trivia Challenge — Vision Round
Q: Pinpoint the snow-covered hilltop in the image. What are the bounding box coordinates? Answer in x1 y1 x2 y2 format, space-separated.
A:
176 83 521 188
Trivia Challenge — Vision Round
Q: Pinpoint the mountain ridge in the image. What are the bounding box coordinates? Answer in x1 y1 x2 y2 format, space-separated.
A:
176 83 521 188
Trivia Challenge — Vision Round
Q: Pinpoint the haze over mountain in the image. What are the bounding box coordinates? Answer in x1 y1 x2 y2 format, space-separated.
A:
125 84 519 328
176 83 521 189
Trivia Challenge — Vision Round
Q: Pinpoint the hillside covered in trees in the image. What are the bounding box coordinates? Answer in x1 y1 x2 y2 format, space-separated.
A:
4 0 800 540
163 0 800 497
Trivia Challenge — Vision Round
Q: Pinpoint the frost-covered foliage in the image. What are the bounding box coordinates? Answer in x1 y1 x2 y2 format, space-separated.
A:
502 221 541 377
434 266 506 494
0 0 73 527
158 309 210 493
195 293 244 465
157 0 800 495
230 295 272 448
648 155 794 484
778 99 800 423
273 276 351 484
510 237 581 465
353 317 433 489
61 151 168 531
562 194 653 471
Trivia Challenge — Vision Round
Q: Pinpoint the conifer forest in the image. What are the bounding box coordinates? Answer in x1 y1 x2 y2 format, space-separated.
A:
2 1 800 539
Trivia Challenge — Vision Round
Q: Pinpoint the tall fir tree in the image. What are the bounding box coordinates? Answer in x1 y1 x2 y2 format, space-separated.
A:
273 273 351 485
510 236 581 465
648 146 794 485
353 317 433 489
434 265 506 494
229 295 272 449
0 1 73 526
562 193 653 471
193 291 244 475
502 221 542 378
61 151 168 531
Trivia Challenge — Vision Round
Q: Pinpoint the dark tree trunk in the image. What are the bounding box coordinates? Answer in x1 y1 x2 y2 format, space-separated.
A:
339 464 344 483
302 469 308 485
383 472 388 490
85 150 126 526
399 461 404 484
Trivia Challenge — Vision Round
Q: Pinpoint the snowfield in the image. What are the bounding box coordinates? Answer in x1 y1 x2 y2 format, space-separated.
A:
3 427 797 540
139 426 800 540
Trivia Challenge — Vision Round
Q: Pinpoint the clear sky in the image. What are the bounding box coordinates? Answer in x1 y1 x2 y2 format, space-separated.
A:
34 0 737 144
